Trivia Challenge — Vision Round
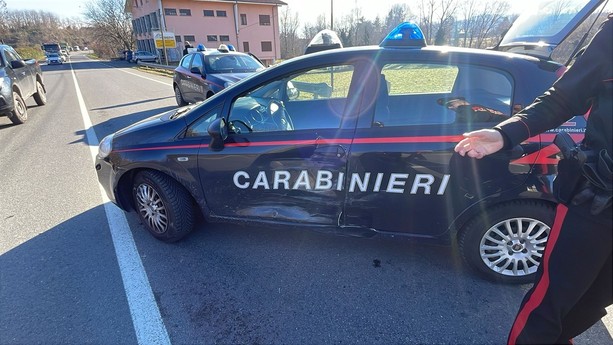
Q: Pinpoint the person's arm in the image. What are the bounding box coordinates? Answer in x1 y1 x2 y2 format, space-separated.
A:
456 15 612 158
495 16 612 148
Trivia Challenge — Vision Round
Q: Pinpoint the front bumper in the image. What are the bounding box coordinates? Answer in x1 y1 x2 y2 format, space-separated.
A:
95 155 121 206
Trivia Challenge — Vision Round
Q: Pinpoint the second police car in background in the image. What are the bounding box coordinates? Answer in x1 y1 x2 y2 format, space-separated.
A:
96 0 603 284
173 44 265 106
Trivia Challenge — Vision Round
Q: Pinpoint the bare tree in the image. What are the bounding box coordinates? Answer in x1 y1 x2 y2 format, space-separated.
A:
84 0 133 57
384 3 411 34
416 0 459 45
280 6 301 58
459 0 510 48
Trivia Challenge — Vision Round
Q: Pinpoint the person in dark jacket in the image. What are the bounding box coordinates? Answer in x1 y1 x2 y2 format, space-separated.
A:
455 14 612 345
183 41 192 56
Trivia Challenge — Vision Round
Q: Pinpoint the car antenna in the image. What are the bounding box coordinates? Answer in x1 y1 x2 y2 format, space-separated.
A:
565 0 609 66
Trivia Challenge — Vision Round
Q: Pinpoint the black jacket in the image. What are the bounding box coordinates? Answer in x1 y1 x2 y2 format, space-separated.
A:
495 14 612 155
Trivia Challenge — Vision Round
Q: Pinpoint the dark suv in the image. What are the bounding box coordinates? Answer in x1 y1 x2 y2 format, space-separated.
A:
96 1 604 284
0 44 47 124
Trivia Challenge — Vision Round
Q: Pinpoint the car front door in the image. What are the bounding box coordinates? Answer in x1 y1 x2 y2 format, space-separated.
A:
197 62 364 226
189 54 208 102
5 48 34 97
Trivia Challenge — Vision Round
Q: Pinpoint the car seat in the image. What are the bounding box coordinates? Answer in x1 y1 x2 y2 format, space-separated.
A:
373 74 390 127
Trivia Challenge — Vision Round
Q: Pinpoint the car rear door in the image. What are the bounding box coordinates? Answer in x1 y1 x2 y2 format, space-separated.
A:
197 61 367 226
343 56 527 238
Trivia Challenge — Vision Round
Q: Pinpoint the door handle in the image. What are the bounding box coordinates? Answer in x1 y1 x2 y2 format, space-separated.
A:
336 145 347 158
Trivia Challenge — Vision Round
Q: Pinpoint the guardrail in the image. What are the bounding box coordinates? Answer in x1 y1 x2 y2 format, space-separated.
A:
137 61 176 70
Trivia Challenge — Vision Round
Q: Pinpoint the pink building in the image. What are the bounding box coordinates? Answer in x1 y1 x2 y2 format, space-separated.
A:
125 0 286 65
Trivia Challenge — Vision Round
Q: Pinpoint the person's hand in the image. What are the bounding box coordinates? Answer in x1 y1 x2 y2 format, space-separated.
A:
454 129 504 159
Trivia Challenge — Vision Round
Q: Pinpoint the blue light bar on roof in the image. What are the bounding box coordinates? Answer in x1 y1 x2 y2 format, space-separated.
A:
380 22 426 48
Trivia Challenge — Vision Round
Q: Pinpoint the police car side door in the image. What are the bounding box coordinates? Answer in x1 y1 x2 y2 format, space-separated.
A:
197 61 365 225
177 54 195 102
189 54 207 102
344 57 517 238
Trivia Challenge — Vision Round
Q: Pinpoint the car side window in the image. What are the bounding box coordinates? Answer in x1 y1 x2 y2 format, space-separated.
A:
180 54 193 69
373 63 512 127
4 48 20 64
227 64 354 133
185 105 222 137
191 54 204 72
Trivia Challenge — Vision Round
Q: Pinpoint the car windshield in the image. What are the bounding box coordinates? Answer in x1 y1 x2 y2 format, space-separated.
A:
205 54 263 74
48 53 59 57
499 0 598 45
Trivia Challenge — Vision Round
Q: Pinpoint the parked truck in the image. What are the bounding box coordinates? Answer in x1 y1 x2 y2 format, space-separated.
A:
0 44 47 124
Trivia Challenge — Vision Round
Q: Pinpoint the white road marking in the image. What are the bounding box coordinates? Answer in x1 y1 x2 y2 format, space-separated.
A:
97 60 172 86
70 63 172 345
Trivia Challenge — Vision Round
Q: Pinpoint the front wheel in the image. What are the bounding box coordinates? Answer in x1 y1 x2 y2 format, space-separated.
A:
458 200 555 284
8 91 28 124
132 170 195 242
174 86 187 106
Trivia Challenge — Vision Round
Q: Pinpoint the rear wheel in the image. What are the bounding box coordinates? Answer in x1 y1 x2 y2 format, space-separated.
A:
8 91 27 124
458 200 555 284
33 80 47 106
174 86 188 106
132 170 195 242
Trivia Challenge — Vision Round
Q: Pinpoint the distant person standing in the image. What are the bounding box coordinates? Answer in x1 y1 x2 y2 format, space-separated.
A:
183 41 192 55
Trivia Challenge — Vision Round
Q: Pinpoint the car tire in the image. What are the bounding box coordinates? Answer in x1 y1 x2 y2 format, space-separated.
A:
458 200 555 284
8 91 28 124
33 80 47 106
132 170 195 242
174 86 188 106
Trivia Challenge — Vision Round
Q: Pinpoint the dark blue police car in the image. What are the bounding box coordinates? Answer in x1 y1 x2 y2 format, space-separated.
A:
96 1 602 284
173 44 264 106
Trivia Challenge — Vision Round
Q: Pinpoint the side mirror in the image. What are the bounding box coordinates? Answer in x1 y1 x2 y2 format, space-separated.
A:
190 66 204 77
10 60 26 69
207 118 228 151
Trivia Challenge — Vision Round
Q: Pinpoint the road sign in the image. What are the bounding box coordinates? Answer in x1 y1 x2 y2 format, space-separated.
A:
153 31 176 49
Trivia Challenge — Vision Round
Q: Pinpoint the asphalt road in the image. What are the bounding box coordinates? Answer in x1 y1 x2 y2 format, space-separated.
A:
0 51 611 345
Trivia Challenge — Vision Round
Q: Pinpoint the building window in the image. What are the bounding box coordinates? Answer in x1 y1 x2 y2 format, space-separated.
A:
207 35 218 42
203 10 214 17
243 42 250 52
216 10 227 17
261 41 272 52
175 35 182 42
184 35 195 42
164 8 177 16
219 35 230 42
179 9 191 16
240 14 247 25
259 15 270 26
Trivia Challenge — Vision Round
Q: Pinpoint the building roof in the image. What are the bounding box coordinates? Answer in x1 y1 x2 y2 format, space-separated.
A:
215 0 288 5
125 0 287 13
194 0 287 6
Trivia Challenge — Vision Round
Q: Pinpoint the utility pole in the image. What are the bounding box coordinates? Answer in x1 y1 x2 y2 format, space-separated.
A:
330 0 334 30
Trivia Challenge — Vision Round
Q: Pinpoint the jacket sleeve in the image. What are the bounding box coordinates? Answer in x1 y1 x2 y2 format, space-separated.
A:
494 15 612 148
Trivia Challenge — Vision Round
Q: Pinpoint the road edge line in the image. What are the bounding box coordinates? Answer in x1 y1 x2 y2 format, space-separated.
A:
70 63 172 345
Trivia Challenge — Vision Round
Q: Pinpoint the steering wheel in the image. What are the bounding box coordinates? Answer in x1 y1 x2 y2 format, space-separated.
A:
229 119 253 133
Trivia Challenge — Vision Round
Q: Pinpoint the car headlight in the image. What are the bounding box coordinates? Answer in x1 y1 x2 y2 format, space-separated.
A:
98 133 115 158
